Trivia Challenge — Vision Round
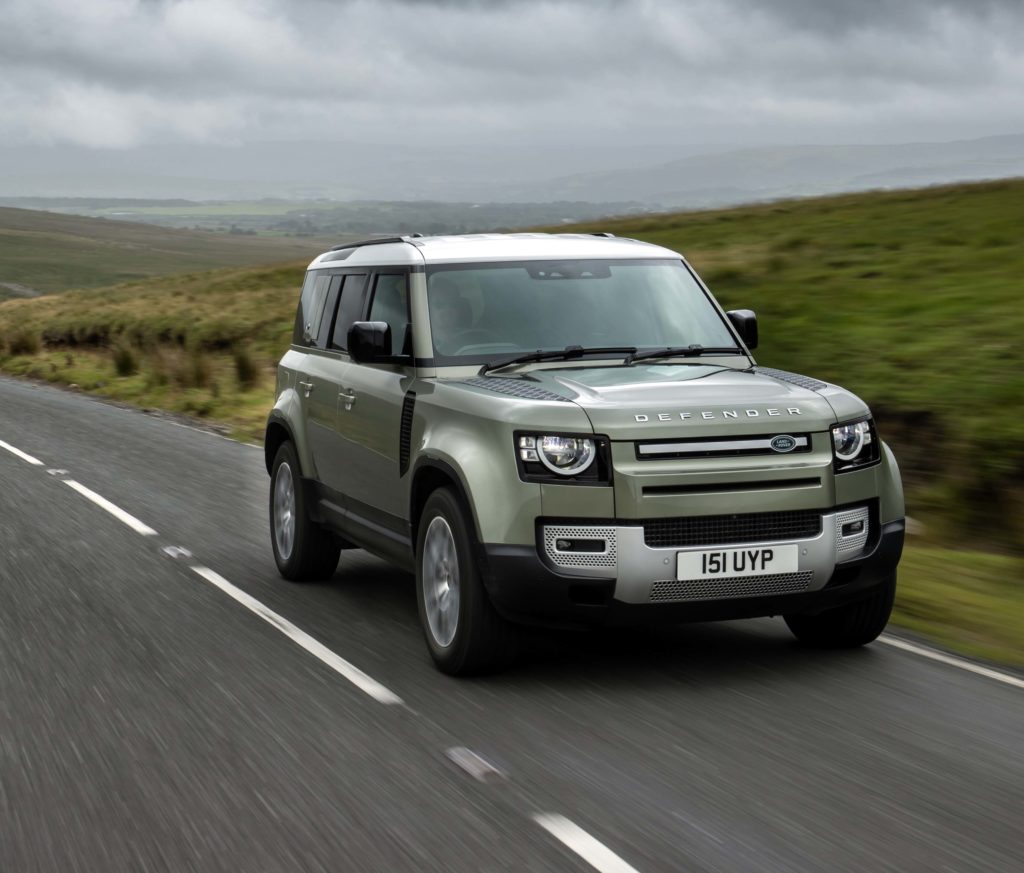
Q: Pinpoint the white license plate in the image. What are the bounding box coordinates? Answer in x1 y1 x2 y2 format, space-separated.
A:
677 544 799 581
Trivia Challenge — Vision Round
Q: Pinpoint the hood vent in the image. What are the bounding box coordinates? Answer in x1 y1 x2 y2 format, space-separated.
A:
460 377 569 402
752 367 827 392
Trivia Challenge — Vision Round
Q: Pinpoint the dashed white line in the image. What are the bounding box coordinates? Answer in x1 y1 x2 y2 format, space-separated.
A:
0 439 44 466
533 814 642 873
189 565 403 706
445 746 505 783
880 634 1024 690
63 480 158 536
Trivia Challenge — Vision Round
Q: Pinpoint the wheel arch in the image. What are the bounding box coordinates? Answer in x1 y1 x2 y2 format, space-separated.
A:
265 411 297 474
410 457 480 546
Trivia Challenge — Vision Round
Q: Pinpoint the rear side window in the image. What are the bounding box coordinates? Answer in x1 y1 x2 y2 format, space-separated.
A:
293 271 332 347
368 274 409 356
330 274 369 351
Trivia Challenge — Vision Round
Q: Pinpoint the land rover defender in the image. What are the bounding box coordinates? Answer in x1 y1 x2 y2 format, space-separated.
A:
265 233 905 674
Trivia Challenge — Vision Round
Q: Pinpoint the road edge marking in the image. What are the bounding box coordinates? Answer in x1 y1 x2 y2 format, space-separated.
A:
532 813 642 873
880 634 1024 690
0 439 44 466
63 480 158 536
189 565 403 706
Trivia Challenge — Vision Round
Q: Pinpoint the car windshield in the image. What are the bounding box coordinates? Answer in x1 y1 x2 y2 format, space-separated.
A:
425 259 738 365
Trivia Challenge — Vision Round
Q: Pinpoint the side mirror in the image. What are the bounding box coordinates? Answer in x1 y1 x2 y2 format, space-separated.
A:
348 321 391 363
726 309 758 350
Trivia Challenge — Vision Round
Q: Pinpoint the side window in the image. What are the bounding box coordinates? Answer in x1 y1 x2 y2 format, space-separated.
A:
367 273 409 356
330 274 369 351
293 271 332 347
314 276 343 349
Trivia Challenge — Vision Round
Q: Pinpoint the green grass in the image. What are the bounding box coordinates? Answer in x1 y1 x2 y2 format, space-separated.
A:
895 545 1024 666
0 206 330 297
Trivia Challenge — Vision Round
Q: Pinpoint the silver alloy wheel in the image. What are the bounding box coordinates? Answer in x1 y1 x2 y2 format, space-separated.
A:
422 515 461 648
273 461 296 561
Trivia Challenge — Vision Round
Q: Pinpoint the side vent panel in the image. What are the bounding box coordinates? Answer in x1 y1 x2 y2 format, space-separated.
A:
399 391 416 476
752 367 828 392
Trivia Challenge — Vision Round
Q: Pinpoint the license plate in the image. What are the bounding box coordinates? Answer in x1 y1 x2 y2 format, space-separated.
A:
677 544 799 581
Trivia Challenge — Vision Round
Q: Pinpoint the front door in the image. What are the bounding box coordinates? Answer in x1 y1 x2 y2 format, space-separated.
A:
333 272 413 529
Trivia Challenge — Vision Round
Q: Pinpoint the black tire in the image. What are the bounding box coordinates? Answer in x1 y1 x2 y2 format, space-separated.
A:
415 487 516 675
784 574 896 648
269 441 340 582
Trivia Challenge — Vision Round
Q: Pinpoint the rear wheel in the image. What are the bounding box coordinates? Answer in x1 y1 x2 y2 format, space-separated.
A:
784 574 896 648
416 487 516 675
270 441 340 581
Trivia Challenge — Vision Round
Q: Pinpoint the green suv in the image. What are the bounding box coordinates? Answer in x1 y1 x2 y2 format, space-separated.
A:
266 233 904 674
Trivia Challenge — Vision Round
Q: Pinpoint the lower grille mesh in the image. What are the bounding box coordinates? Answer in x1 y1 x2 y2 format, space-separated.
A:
643 510 821 548
650 571 813 603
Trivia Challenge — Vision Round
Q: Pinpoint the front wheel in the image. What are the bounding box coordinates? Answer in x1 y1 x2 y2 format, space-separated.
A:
270 441 340 581
784 574 896 648
415 488 516 675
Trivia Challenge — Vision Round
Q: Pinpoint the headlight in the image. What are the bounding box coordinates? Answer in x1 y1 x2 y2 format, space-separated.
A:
516 433 608 483
831 419 879 471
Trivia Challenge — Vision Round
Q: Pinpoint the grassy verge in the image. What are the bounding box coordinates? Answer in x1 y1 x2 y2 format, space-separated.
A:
894 544 1024 666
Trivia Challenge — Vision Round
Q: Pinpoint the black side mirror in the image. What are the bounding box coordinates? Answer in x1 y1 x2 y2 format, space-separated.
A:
348 321 391 363
726 309 758 350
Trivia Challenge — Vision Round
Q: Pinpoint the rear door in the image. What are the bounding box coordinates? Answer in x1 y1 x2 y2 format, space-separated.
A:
295 271 369 498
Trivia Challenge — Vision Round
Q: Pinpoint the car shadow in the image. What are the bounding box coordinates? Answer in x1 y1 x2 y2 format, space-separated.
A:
315 549 883 692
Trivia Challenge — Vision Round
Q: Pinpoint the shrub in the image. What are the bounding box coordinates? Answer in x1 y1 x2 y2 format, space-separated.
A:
173 349 212 389
111 340 139 377
233 346 259 390
7 330 40 356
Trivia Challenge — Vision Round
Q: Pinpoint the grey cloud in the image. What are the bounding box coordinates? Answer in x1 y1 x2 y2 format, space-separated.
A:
0 0 1021 149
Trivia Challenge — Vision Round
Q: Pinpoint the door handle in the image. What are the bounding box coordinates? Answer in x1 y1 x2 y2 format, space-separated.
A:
338 389 357 410
298 380 314 397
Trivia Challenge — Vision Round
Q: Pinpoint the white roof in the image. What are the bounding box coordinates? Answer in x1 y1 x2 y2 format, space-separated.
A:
307 233 680 270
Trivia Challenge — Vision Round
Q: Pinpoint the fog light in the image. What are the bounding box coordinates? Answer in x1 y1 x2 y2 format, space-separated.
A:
842 520 865 536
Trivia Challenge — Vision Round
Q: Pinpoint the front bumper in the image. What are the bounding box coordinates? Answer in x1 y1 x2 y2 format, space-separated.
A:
480 515 905 628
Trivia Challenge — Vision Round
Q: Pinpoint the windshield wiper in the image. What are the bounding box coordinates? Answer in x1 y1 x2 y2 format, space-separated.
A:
479 345 638 375
624 344 743 365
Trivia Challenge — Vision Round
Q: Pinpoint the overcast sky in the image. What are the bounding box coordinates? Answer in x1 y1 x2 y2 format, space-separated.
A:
1 0 1022 150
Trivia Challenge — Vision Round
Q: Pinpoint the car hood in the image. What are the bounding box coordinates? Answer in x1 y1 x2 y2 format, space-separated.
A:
521 364 847 439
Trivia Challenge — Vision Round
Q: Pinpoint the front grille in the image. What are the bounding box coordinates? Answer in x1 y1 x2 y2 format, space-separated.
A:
642 509 822 548
650 571 813 602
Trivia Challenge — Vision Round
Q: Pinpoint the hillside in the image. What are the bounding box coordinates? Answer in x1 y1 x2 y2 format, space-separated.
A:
2 179 1022 661
1 179 1022 547
0 207 329 298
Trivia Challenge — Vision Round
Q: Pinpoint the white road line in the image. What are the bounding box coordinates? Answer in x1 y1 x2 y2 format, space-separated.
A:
0 439 44 466
880 635 1024 690
533 814 642 873
189 565 403 706
63 480 158 536
445 747 505 783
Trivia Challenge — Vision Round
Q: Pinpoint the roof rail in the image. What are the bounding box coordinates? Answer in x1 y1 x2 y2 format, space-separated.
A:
329 233 422 252
588 232 615 238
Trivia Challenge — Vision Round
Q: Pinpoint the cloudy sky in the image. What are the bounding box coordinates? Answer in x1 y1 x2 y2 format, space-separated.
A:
0 0 1021 153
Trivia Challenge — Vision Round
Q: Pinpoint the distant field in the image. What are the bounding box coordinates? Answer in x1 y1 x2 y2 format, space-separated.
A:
0 179 1022 662
1 197 649 237
0 206 332 297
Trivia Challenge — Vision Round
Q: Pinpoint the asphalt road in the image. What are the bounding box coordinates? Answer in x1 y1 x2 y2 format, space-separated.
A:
1 375 1021 873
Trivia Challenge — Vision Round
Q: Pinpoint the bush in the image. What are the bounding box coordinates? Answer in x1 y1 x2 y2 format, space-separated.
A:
173 349 212 389
7 330 40 356
233 346 259 390
111 340 138 377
